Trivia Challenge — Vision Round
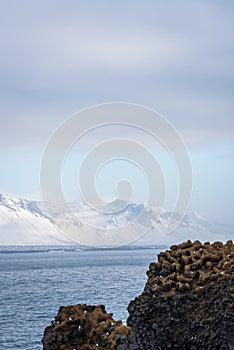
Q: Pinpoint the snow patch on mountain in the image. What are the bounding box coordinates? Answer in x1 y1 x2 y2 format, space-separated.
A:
0 193 71 245
0 193 233 246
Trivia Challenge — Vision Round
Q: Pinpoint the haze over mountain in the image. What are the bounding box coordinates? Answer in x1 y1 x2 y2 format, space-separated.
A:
0 193 233 246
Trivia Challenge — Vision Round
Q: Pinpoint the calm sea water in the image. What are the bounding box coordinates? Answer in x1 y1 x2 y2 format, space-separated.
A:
0 247 164 350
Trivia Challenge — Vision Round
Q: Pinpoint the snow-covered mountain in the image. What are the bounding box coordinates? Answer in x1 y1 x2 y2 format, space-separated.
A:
0 193 233 246
0 193 71 245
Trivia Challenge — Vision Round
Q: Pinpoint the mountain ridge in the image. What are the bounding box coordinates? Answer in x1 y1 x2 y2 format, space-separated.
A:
0 193 233 246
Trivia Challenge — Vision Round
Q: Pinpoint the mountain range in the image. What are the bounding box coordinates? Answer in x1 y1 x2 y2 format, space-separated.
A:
0 193 233 246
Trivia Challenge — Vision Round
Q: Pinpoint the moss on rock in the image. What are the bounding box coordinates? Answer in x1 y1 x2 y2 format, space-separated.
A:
42 240 234 350
127 240 234 350
42 304 137 350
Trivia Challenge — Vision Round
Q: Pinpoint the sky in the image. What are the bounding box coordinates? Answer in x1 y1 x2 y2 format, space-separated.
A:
0 0 234 224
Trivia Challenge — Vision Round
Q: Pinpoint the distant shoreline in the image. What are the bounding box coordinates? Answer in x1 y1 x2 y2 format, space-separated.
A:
0 245 169 254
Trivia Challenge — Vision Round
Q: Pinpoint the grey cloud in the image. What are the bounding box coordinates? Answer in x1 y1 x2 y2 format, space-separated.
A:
0 0 233 149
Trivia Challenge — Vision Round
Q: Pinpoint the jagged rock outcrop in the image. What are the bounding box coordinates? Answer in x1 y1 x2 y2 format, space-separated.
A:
127 240 234 350
42 304 137 350
42 240 234 350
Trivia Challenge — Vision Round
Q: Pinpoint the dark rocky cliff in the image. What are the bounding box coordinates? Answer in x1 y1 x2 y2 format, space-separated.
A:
127 240 234 350
42 240 234 350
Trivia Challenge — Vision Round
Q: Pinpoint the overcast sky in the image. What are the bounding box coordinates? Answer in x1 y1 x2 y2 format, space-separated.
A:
0 0 234 224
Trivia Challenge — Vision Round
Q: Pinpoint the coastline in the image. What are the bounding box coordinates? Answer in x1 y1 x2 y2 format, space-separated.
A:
42 240 234 349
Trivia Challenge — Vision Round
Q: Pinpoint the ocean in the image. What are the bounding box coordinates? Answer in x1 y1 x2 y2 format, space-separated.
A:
0 246 165 350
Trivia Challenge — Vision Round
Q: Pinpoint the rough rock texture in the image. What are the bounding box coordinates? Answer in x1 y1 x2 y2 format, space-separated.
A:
42 304 137 350
42 240 234 350
127 240 234 350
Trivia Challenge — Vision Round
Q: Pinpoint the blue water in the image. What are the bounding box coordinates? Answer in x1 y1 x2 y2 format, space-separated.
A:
0 247 164 350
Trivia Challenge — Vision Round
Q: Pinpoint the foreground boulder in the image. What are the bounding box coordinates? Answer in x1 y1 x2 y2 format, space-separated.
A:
42 240 234 350
127 240 234 349
42 304 137 350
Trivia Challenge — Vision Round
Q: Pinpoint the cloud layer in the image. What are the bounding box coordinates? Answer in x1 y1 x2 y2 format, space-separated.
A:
0 0 234 147
0 0 233 224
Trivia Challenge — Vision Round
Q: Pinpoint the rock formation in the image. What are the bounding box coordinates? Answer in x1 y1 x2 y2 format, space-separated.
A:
127 240 234 349
42 240 234 350
42 304 137 350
